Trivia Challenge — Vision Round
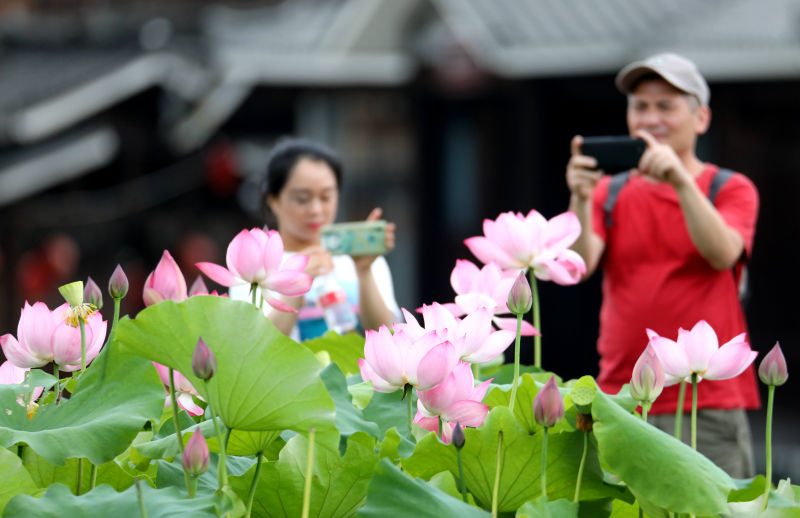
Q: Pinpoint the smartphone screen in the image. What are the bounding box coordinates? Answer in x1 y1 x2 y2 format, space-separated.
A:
581 136 646 173
320 221 387 256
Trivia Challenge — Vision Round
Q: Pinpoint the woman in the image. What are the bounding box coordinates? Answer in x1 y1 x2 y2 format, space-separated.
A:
234 137 400 341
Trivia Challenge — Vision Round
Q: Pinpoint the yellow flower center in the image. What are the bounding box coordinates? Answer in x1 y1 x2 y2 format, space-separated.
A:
65 303 97 327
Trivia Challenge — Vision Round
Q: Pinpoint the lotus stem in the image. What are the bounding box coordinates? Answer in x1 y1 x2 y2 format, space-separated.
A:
168 368 191 494
438 416 443 441
136 479 148 518
491 431 503 518
76 458 83 495
457 448 468 503
188 475 197 498
690 374 698 450
79 319 87 374
540 428 548 500
573 431 588 502
528 270 541 369
642 401 650 423
90 463 97 490
762 384 775 511
246 453 264 518
302 428 316 518
674 380 686 440
251 283 258 306
509 313 523 410
404 384 413 431
208 402 228 487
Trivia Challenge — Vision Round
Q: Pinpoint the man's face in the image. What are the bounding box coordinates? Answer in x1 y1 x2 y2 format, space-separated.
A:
626 78 710 157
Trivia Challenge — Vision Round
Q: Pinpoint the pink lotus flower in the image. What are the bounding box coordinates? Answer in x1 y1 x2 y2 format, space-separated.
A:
629 344 665 404
1 302 106 371
358 325 460 393
153 362 205 416
445 260 538 336
143 250 188 307
533 376 564 428
0 361 44 399
0 361 44 419
196 228 312 313
415 362 491 443
464 210 586 285
648 321 757 386
758 342 788 387
396 303 514 365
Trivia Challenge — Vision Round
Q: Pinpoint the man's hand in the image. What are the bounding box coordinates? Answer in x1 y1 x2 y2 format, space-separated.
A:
566 135 603 200
634 129 692 187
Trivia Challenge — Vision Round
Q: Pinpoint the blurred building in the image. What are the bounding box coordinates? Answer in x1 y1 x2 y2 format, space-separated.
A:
1 0 799 475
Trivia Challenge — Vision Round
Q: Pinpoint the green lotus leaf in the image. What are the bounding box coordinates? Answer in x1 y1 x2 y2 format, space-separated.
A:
0 343 165 465
515 495 579 517
403 406 624 512
22 446 134 492
320 363 380 447
230 431 379 517
3 481 236 518
114 296 335 433
357 458 491 518
591 389 734 516
303 331 365 376
0 446 39 515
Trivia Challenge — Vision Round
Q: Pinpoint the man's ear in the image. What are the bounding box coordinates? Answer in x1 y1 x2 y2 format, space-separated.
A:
695 105 711 135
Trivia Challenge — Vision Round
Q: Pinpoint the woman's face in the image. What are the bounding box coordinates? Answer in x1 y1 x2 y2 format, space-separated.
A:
268 157 339 248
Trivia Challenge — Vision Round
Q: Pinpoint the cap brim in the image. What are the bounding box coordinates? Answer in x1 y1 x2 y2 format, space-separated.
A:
615 63 659 94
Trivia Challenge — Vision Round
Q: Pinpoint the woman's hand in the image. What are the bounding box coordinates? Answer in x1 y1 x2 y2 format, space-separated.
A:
300 245 334 278
353 207 395 274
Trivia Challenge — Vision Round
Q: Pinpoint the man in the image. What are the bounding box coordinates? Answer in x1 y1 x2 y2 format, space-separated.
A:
566 53 759 478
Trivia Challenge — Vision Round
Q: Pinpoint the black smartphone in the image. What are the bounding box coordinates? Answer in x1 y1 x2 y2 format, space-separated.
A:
581 136 646 173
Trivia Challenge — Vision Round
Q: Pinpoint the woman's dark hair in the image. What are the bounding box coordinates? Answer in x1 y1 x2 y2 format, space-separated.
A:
262 136 342 197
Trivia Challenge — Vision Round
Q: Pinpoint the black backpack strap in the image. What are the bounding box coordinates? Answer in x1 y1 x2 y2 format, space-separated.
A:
708 167 734 204
603 171 630 227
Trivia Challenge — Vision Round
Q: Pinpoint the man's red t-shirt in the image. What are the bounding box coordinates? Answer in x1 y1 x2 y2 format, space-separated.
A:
591 164 760 414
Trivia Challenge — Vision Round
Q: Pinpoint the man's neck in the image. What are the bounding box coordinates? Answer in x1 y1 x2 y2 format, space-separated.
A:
680 153 706 177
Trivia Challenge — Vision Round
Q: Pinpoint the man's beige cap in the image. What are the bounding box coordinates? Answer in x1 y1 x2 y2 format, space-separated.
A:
615 53 710 106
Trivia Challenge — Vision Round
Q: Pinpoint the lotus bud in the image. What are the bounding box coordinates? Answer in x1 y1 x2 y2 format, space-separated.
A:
452 422 465 449
182 430 209 476
108 264 129 299
507 271 533 316
629 344 665 404
759 342 788 387
58 281 84 308
84 276 103 310
191 338 217 381
189 276 209 296
533 376 564 428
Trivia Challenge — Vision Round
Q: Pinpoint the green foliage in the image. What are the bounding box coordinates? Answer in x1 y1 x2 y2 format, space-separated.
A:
591 389 735 516
229 431 379 517
0 343 165 465
3 482 238 518
0 446 39 515
303 331 366 376
403 406 623 513
357 458 491 518
115 296 336 434
516 496 579 517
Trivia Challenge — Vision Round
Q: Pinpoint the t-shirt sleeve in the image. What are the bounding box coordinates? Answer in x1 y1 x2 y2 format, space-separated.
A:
370 256 402 321
714 173 759 257
591 175 612 243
